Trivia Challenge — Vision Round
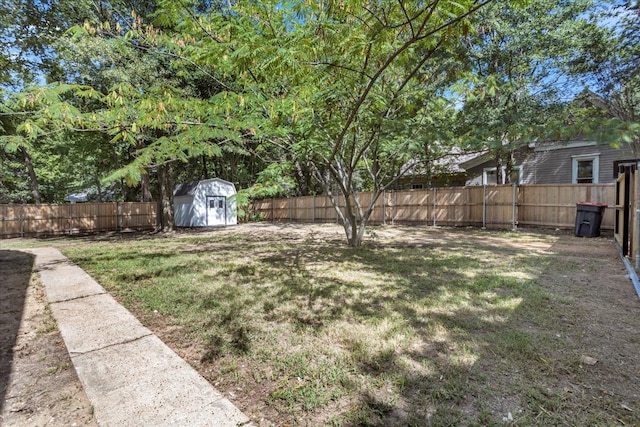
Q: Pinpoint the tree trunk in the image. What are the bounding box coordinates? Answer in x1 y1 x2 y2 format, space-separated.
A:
96 176 103 202
340 191 368 247
201 154 209 179
341 210 368 247
140 171 153 202
20 147 41 204
504 151 514 184
156 163 174 231
495 155 504 185
315 166 372 248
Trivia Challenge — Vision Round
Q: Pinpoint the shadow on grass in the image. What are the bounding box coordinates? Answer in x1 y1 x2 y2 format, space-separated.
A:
61 228 640 425
0 250 34 416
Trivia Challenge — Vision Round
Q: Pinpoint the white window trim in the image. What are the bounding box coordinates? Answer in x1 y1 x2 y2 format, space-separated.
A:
482 167 499 185
571 153 600 184
482 165 522 185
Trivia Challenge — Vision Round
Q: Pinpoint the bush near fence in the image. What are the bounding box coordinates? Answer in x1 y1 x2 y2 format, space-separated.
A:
252 184 616 231
0 202 157 238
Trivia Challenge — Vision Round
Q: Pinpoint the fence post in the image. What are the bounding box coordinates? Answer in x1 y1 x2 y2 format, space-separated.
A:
116 202 121 232
482 185 487 229
289 197 292 223
69 203 73 235
382 190 386 225
433 188 437 227
271 198 275 223
512 183 518 230
312 196 316 223
20 204 24 238
634 166 640 270
392 190 396 225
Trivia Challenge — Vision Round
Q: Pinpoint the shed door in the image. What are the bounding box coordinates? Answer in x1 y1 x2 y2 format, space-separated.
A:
206 196 226 226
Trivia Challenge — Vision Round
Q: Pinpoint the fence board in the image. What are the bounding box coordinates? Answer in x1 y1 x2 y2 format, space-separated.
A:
3 205 23 237
484 185 516 228
120 202 157 230
251 184 616 231
315 196 336 223
434 187 471 226
518 184 614 229
392 189 433 223
0 202 157 238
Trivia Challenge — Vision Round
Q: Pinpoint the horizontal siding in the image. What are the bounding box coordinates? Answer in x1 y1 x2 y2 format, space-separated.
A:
522 150 570 184
465 152 529 185
467 144 634 185
523 144 633 184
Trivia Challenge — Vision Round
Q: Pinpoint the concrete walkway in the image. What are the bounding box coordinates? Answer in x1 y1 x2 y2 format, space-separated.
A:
29 248 252 427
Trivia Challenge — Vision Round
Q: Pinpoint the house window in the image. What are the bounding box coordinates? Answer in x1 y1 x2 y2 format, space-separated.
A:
483 168 499 185
411 184 424 189
572 154 599 184
482 166 522 185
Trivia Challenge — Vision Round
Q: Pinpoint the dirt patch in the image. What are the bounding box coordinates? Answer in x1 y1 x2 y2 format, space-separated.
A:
0 250 96 426
536 237 640 409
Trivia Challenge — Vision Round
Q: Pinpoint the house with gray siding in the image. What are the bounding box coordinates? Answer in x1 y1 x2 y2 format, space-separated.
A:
461 141 636 185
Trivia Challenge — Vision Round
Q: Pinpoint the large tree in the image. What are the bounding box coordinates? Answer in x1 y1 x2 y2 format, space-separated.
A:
453 0 597 183
200 0 500 246
4 0 511 244
567 1 640 153
0 0 165 204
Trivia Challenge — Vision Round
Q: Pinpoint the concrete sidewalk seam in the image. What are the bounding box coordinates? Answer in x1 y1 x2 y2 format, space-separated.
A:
48 291 107 304
68 332 155 358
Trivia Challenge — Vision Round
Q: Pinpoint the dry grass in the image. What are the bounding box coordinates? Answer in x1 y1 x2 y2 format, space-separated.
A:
14 223 638 426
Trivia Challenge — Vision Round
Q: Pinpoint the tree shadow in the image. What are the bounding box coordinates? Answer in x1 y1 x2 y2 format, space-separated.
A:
0 250 34 415
325 235 640 426
57 226 640 424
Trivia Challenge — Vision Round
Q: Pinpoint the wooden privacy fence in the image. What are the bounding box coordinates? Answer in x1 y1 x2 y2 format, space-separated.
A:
0 202 157 238
252 184 616 231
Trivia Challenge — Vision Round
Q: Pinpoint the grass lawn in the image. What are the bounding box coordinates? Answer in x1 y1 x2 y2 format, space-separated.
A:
14 223 638 426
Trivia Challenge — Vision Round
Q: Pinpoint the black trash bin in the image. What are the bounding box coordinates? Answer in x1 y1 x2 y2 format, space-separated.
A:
575 202 607 237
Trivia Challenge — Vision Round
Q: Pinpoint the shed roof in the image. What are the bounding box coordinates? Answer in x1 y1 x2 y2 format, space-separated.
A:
173 178 237 197
173 181 200 197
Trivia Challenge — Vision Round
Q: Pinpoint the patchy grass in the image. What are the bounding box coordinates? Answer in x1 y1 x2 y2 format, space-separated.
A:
44 224 638 426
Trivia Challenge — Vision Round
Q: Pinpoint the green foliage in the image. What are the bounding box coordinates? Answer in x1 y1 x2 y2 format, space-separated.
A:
249 163 296 199
454 0 597 182
217 0 495 245
2 0 635 241
561 1 640 153
3 0 492 240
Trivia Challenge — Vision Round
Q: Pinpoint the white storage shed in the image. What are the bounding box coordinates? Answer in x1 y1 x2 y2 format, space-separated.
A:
173 178 237 227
